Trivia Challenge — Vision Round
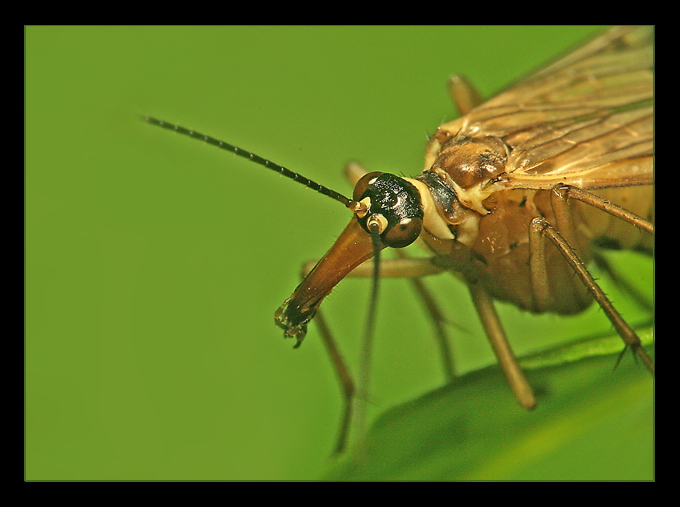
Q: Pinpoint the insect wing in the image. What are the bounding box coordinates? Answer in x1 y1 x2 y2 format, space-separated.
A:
456 26 653 190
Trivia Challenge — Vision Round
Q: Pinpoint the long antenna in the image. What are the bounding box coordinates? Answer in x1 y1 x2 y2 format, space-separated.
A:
354 221 383 439
141 116 353 207
144 114 384 453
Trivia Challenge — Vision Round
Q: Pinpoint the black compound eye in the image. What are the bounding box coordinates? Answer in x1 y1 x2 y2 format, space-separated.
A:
353 172 424 248
352 171 384 202
383 217 423 248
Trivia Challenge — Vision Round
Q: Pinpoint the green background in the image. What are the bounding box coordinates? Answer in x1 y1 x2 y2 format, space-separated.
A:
25 26 652 481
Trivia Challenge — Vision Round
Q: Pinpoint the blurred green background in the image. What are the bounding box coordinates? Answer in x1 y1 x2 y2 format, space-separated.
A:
26 25 652 481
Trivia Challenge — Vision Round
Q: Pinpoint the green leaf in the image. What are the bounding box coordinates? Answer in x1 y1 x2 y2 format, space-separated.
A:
323 337 653 481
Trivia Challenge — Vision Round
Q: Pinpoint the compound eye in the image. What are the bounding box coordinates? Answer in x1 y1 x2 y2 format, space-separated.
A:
383 217 422 248
352 171 384 201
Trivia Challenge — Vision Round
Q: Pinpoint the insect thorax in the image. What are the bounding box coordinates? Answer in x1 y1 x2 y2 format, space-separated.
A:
430 134 508 189
416 132 595 315
416 133 511 245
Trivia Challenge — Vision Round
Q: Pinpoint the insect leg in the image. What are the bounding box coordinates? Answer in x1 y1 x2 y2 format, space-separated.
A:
592 252 654 312
324 256 446 278
304 255 455 379
312 308 355 455
468 282 537 409
528 215 553 313
345 161 368 186
530 216 654 373
394 249 456 379
552 184 654 235
448 75 484 116
352 253 457 380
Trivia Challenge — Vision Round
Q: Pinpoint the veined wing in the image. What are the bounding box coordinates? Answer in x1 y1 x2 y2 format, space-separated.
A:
459 26 653 189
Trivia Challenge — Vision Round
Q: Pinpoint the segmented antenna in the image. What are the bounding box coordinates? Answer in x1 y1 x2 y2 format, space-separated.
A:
141 116 352 207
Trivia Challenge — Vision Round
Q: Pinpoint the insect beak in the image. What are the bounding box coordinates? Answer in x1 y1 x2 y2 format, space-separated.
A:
275 216 385 346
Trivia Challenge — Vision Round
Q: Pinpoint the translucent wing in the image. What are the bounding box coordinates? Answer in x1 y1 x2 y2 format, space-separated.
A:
458 26 653 189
